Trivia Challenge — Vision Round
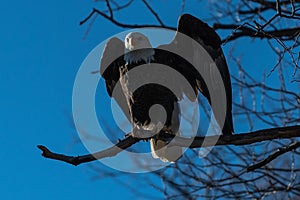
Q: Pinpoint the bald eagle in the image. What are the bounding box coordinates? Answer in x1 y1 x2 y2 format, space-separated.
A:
100 14 234 162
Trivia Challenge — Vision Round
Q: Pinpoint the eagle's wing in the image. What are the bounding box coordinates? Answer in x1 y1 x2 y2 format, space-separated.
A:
100 37 131 122
100 37 125 96
159 14 234 134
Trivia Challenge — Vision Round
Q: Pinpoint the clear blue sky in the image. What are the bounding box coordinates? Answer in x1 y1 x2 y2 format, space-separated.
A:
0 1 279 199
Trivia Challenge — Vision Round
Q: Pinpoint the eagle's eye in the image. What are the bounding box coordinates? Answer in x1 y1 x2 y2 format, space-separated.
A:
126 37 129 42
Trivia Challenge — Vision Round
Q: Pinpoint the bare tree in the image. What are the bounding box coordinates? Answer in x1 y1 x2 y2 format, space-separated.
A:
39 0 300 199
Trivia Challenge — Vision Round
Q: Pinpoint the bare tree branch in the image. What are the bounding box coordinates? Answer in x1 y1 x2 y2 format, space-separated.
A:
37 135 139 166
79 8 176 30
38 125 300 166
141 0 165 26
213 23 300 42
247 141 300 171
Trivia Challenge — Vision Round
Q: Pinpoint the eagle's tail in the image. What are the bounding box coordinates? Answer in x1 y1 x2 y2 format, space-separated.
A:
150 137 182 162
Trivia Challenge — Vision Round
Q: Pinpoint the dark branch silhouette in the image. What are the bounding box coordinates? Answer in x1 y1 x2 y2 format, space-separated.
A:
80 8 176 30
38 125 300 166
213 23 300 43
247 141 300 171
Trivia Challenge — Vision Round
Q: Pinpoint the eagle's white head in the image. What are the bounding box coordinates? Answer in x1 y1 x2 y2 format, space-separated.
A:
124 32 155 64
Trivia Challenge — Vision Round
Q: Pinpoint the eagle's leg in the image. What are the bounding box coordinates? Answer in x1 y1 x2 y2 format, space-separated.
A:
150 126 182 162
152 126 173 145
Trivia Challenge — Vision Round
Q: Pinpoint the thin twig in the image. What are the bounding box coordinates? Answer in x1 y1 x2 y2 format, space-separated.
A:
105 0 113 18
247 141 300 172
80 8 176 30
141 0 165 26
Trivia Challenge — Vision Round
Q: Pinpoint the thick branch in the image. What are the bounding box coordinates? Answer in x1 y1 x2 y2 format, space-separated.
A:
38 125 300 166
